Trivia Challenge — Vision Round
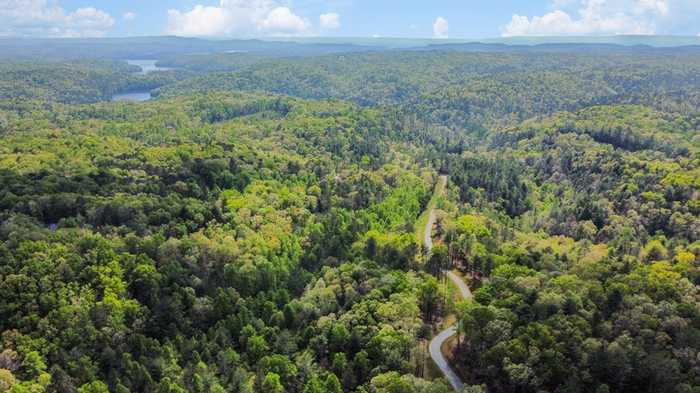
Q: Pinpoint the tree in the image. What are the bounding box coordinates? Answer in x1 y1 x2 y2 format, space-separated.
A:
328 324 351 353
324 374 342 393
19 352 46 380
258 355 297 389
261 372 284 393
417 276 441 322
369 372 414 393
0 369 16 392
640 240 668 262
458 303 496 351
247 336 269 363
77 381 110 393
303 375 324 393
426 245 449 276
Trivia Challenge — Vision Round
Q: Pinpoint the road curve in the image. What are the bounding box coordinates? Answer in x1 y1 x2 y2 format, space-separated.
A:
425 175 470 392
445 270 472 300
429 325 463 392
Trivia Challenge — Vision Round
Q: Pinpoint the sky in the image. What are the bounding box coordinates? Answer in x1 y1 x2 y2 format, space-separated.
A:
1 0 699 39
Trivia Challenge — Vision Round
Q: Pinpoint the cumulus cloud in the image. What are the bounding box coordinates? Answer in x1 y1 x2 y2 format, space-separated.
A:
123 11 136 21
259 7 309 33
501 0 683 37
166 0 312 37
0 0 114 37
319 12 340 29
433 16 449 39
638 0 669 15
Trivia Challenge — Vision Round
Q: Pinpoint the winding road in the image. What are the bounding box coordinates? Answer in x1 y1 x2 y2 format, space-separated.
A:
426 175 471 392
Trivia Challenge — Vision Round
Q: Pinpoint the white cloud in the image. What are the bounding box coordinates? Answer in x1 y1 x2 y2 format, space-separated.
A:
166 0 311 37
0 0 114 37
319 12 340 30
433 16 449 39
501 0 688 37
638 0 668 16
123 11 136 21
259 7 309 33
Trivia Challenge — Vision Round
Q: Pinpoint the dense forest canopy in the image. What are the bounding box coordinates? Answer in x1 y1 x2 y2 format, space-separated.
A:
0 37 699 393
158 51 700 131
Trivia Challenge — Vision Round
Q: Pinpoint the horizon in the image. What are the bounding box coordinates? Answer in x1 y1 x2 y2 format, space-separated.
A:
2 33 700 42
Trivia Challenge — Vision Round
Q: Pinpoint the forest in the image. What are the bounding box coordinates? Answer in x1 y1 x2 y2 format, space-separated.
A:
0 38 699 393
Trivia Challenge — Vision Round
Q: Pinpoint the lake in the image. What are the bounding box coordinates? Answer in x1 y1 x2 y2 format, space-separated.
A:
127 59 172 74
111 91 152 102
110 60 171 102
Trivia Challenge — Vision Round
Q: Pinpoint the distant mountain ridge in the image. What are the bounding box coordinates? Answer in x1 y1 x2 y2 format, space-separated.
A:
1 35 698 61
280 34 700 48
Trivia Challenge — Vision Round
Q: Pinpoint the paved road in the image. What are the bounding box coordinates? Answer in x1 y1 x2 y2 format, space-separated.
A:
429 325 463 392
445 270 472 300
424 207 436 251
425 175 470 392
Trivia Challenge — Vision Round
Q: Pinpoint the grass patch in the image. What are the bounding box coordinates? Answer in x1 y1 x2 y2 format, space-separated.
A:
441 334 458 363
415 175 447 244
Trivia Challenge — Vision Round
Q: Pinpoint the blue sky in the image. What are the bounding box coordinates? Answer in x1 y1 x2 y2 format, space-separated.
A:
1 0 699 38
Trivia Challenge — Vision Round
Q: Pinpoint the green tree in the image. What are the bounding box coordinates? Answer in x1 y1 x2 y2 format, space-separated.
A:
417 275 441 322
261 373 284 393
303 375 324 393
77 381 109 393
324 374 342 393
